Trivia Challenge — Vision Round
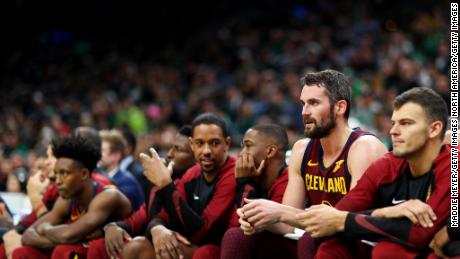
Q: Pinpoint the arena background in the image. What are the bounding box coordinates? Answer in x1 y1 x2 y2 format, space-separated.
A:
0 0 451 193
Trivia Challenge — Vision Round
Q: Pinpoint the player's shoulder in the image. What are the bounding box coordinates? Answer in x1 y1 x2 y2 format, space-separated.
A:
93 187 125 204
288 138 311 167
292 138 311 153
90 187 131 216
349 134 386 153
222 156 238 171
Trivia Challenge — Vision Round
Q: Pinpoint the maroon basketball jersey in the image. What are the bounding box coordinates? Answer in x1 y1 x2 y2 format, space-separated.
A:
301 128 372 207
67 182 114 242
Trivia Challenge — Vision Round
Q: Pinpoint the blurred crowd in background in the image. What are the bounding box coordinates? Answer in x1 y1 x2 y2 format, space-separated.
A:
0 0 451 193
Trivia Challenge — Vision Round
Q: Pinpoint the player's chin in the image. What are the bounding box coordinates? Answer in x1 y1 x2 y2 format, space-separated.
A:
200 164 216 173
199 159 215 168
392 148 407 158
57 190 70 199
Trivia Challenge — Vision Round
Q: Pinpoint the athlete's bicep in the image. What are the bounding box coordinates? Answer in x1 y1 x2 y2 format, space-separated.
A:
88 189 130 218
348 136 387 189
282 139 308 208
31 197 68 228
57 189 131 242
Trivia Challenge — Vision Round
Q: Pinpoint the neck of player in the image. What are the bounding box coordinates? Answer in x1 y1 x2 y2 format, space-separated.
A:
76 179 95 210
320 123 352 167
260 159 284 190
407 139 443 177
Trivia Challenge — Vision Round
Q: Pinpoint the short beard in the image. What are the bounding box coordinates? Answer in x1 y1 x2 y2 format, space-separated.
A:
304 106 337 139
392 139 427 160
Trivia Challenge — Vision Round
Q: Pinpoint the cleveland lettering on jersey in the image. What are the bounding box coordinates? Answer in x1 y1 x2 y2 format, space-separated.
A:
304 174 347 195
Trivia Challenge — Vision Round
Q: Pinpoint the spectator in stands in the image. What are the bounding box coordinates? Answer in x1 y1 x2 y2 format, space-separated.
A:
120 127 151 199
99 130 145 210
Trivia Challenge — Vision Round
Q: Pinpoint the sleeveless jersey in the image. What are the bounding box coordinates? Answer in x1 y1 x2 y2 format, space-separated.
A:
301 128 372 207
67 181 114 242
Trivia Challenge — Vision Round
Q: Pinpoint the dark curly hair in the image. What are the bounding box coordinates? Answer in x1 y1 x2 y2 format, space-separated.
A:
52 136 101 172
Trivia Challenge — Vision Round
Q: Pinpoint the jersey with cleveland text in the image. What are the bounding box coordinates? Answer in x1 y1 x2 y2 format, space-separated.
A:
301 128 371 207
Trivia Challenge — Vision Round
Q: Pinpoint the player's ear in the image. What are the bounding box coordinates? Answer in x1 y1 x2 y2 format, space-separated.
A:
80 168 90 180
225 136 231 151
428 120 443 140
266 144 277 159
335 100 347 117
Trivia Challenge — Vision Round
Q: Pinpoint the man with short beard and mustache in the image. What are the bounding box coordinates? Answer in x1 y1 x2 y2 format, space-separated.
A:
236 69 388 258
296 87 455 258
121 113 237 259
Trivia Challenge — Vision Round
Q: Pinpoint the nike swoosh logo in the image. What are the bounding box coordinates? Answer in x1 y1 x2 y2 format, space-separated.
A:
193 194 200 200
391 198 406 204
307 160 318 166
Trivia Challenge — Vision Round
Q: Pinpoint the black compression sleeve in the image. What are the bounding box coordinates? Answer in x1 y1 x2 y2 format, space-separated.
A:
344 213 412 246
156 182 204 236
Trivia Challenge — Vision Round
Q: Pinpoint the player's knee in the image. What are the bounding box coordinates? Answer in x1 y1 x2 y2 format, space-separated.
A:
87 238 107 258
193 245 220 259
51 244 87 259
297 232 317 259
315 241 333 258
51 245 68 258
372 241 417 258
11 246 35 259
315 239 351 259
222 227 247 245
122 239 153 259
221 227 256 259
